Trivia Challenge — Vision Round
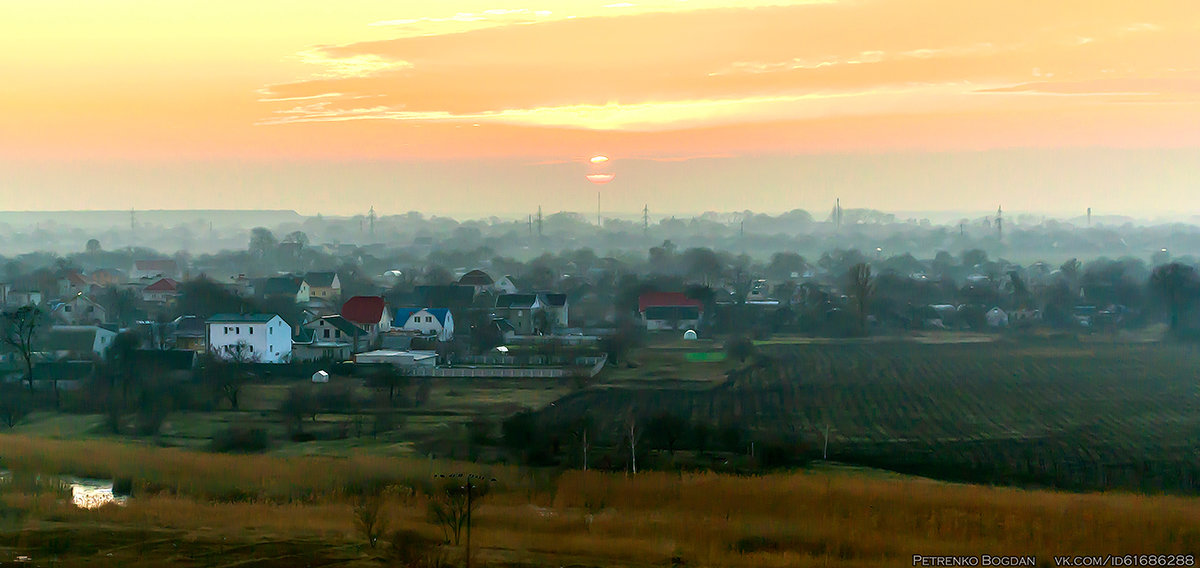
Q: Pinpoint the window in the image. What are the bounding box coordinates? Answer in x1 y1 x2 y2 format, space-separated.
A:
249 327 254 335
323 329 330 339
249 345 254 352
65 306 72 312
426 316 433 323
269 327 273 335
236 327 240 334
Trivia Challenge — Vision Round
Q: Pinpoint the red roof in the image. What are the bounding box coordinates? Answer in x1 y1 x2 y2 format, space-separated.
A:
144 278 179 292
341 296 387 324
638 292 703 313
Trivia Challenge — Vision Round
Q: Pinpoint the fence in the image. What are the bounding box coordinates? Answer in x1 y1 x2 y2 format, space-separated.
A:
409 354 607 379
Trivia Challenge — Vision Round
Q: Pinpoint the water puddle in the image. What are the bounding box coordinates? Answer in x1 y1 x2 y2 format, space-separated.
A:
0 470 128 509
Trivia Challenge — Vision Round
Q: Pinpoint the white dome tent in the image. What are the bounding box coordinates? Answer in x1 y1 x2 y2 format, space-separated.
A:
683 329 698 340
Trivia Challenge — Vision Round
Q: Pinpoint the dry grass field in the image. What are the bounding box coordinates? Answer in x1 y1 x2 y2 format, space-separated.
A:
0 436 1197 567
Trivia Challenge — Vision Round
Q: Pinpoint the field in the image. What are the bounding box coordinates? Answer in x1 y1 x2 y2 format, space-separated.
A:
0 436 1197 567
539 338 1200 493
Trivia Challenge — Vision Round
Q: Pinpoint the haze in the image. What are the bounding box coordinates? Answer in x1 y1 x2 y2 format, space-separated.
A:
3 1 1199 216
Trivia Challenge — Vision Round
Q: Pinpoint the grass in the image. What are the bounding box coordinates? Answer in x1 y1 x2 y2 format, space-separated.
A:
0 436 1196 567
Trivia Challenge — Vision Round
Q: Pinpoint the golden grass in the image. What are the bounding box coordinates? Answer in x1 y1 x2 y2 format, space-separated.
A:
1 436 1197 567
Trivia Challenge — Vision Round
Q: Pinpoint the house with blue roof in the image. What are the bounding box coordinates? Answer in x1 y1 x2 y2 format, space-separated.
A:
393 308 454 341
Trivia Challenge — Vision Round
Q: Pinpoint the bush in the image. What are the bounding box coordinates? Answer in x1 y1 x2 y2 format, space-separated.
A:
388 529 443 567
210 425 270 453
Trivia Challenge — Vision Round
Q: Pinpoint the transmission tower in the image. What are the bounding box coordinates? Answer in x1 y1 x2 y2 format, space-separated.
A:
536 206 544 239
996 205 1003 241
368 206 377 237
642 204 649 238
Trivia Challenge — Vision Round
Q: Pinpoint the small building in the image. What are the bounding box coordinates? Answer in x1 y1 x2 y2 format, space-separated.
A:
457 269 495 297
342 296 392 343
205 313 292 364
495 294 541 335
169 315 207 351
493 275 520 295
393 308 454 341
50 294 108 326
638 292 703 331
986 307 1009 328
259 276 311 304
302 314 369 352
305 272 342 302
312 370 330 383
141 278 180 304
42 325 117 359
5 290 43 308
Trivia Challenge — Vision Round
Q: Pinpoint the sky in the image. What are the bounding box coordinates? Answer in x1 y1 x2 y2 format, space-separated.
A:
2 1 1199 219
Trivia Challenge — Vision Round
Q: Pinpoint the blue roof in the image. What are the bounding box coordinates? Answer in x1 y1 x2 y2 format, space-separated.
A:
395 307 450 326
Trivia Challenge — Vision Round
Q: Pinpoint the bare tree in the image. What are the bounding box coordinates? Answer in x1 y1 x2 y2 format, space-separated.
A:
354 491 389 548
627 413 642 475
847 263 874 335
1 306 44 394
200 343 259 410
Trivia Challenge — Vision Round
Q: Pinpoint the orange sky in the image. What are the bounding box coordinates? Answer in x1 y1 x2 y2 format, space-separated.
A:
2 1 1199 216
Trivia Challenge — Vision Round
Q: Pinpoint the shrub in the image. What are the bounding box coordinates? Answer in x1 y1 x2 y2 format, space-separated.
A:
209 425 270 453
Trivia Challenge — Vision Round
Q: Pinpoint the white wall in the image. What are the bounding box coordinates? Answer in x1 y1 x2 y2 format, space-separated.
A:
207 317 292 363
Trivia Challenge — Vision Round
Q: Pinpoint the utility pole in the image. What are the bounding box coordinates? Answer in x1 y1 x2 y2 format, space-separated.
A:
642 204 649 239
536 206 543 239
996 205 1003 241
368 206 377 237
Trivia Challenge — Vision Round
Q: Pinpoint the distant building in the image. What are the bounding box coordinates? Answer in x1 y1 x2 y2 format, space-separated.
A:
393 308 454 341
42 325 117 359
259 276 310 304
301 314 366 352
305 272 342 302
169 315 207 351
49 294 108 326
142 278 180 304
131 259 180 280
457 269 495 297
205 313 292 363
638 292 703 331
341 296 392 345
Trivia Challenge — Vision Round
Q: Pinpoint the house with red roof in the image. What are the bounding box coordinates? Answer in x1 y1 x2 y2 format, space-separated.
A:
142 278 180 304
637 292 704 331
341 296 392 347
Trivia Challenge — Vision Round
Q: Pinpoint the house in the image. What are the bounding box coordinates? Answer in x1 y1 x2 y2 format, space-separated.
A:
302 314 367 351
457 269 494 296
57 272 92 298
205 313 292 363
410 285 476 311
131 259 180 280
226 275 255 298
142 278 180 304
341 296 392 346
305 272 342 302
393 308 454 341
493 275 520 295
5 290 42 308
495 292 569 335
259 276 310 304
538 292 569 330
638 292 703 331
495 294 541 335
291 328 354 362
169 315 207 351
89 269 126 287
42 325 117 359
50 294 108 326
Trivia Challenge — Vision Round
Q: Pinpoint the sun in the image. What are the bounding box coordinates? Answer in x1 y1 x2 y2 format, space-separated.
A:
589 155 609 164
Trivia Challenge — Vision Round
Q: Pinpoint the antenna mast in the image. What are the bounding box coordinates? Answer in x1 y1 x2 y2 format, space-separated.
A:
642 204 649 238
536 206 543 239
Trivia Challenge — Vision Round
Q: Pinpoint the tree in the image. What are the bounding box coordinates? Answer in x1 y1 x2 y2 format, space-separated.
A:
0 383 31 428
85 238 102 254
199 345 257 410
645 412 688 456
279 384 319 433
1 306 44 394
283 231 309 248
724 335 756 363
426 476 490 546
248 227 278 258
1150 263 1200 335
366 365 412 407
847 263 874 335
354 492 389 548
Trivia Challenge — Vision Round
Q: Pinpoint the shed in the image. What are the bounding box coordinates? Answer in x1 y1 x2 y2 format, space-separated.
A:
312 370 330 383
683 330 698 340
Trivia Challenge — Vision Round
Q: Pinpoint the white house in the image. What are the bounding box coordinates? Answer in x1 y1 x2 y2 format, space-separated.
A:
493 275 520 295
42 325 117 359
206 313 292 363
393 308 454 341
50 294 108 325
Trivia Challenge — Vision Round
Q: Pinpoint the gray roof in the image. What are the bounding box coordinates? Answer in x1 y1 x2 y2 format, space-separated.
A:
43 327 102 353
260 276 303 296
305 272 338 288
208 313 279 323
496 294 538 308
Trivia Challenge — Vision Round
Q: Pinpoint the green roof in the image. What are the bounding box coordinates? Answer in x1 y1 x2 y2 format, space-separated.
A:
207 313 279 323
